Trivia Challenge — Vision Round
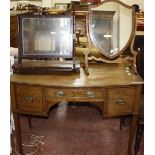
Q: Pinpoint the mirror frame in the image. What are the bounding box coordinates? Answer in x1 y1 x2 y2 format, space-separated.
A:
88 0 136 59
18 14 74 63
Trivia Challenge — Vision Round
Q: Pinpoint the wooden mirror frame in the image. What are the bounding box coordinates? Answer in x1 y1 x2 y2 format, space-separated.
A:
17 14 74 63
12 12 81 74
84 0 138 74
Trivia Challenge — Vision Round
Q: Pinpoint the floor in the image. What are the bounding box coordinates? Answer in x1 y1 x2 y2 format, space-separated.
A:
11 102 144 155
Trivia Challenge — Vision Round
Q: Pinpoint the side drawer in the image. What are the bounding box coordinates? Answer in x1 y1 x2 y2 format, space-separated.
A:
15 84 44 113
106 87 135 115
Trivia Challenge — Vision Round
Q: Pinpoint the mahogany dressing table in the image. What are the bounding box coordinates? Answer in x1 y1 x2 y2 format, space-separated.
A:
11 63 143 155
10 1 144 154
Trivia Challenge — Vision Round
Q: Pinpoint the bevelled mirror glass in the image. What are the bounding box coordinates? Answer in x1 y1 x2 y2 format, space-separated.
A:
89 0 134 58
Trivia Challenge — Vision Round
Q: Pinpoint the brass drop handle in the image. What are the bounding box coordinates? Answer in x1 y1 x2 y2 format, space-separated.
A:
86 91 95 98
56 91 65 97
115 99 126 105
24 96 34 103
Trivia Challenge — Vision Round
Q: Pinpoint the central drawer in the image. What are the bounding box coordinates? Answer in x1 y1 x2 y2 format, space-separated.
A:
46 88 74 101
46 88 105 102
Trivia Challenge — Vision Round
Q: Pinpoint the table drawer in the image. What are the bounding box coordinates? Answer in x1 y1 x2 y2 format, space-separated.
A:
46 88 75 101
106 87 135 115
73 88 105 101
46 88 105 102
15 84 44 113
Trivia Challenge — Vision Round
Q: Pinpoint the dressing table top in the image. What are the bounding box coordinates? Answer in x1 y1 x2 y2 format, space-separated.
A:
11 63 143 87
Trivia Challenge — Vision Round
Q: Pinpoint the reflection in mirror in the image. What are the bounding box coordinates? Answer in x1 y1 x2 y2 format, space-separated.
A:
89 1 133 58
22 17 72 57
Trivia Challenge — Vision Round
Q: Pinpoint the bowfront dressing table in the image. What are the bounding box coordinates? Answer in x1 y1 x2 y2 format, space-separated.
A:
10 0 143 154
11 63 143 154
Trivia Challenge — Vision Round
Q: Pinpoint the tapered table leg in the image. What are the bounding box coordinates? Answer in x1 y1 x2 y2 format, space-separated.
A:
120 117 125 130
13 113 23 155
128 115 138 155
134 119 144 155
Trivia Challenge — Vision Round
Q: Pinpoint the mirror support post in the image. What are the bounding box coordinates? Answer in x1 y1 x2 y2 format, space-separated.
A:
130 12 138 74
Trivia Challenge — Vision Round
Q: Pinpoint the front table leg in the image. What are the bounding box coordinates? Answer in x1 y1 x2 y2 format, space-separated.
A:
128 115 138 155
13 113 23 155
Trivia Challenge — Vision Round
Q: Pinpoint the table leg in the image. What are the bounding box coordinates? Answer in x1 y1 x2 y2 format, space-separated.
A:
13 113 23 155
120 117 125 130
28 117 32 129
128 115 138 155
134 120 144 155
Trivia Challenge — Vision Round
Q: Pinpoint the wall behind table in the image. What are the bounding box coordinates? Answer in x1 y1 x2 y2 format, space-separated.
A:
10 0 144 11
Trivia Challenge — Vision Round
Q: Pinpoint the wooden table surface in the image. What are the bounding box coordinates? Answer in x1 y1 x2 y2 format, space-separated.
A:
11 63 143 87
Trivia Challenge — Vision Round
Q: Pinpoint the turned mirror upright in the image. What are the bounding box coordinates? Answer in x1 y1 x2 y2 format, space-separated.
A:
84 0 138 74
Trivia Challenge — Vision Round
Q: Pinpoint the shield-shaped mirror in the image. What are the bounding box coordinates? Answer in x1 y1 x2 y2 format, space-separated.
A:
89 0 135 59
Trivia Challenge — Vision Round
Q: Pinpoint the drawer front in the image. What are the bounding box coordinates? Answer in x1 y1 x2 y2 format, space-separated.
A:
106 87 135 115
73 88 105 102
46 88 75 101
15 84 44 113
46 88 105 102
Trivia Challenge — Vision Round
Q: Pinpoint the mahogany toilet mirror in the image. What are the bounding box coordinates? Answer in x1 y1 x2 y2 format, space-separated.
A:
84 0 138 74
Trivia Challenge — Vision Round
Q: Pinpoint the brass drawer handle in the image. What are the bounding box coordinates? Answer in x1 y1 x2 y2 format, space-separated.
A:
24 96 34 103
86 91 95 98
56 91 65 97
115 99 126 105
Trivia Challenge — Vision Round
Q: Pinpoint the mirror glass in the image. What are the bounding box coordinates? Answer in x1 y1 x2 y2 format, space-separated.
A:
21 17 73 57
89 1 133 58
